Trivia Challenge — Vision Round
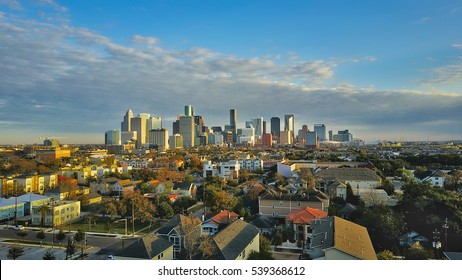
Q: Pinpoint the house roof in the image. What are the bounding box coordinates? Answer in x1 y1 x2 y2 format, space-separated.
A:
115 234 172 259
317 168 381 182
443 252 462 260
173 182 194 191
156 214 201 236
332 216 377 260
212 219 260 260
250 214 276 229
286 207 328 225
209 210 239 225
259 188 329 202
338 203 357 215
0 197 26 207
117 179 141 187
17 193 51 203
415 170 446 181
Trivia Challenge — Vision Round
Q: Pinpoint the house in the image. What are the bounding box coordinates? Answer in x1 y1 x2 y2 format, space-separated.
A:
211 219 260 260
155 214 202 259
31 200 80 226
172 182 197 198
337 203 357 219
114 234 174 260
307 216 377 260
45 184 90 201
16 193 52 215
317 180 347 199
112 179 142 195
286 207 328 244
92 177 118 195
0 197 25 222
201 210 239 236
250 214 277 235
316 168 382 195
399 231 430 248
258 189 329 218
415 170 446 187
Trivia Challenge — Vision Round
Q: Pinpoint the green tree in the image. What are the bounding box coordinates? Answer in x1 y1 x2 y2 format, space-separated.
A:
377 250 395 260
406 242 434 260
7 246 24 260
65 240 76 260
156 202 174 219
16 229 28 240
38 204 50 228
55 230 66 246
248 234 274 260
36 230 46 247
43 249 56 260
74 229 86 259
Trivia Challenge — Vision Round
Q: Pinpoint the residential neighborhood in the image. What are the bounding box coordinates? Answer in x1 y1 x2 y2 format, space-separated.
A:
1 139 462 261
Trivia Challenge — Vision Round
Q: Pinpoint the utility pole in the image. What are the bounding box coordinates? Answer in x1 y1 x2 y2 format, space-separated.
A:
443 218 449 252
132 200 135 236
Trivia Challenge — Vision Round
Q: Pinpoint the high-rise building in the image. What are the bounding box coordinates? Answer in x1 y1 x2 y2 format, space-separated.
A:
262 133 272 147
194 115 204 137
270 117 280 140
252 117 264 137
173 119 180 135
130 114 149 147
280 130 292 145
284 114 294 142
314 124 327 142
306 131 319 149
328 130 333 141
121 109 133 132
169 134 183 149
237 127 255 146
333 130 353 142
179 115 195 148
105 130 121 145
184 105 194 117
121 131 137 145
230 109 237 143
149 128 169 151
263 121 267 135
148 116 162 130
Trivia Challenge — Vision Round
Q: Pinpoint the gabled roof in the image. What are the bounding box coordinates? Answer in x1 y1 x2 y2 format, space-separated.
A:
317 168 380 182
208 210 239 225
415 170 446 181
115 234 172 259
156 214 201 236
259 188 329 202
213 219 260 260
250 214 276 229
173 182 194 191
286 207 328 225
117 179 141 187
331 216 377 260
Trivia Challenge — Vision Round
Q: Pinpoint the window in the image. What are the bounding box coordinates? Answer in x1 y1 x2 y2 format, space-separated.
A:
279 201 283 206
297 202 301 207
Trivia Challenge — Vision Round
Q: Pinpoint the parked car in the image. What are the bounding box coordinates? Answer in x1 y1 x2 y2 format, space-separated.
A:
13 225 24 231
107 255 115 260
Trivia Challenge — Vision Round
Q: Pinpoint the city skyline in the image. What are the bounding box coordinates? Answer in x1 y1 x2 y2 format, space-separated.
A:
1 1 462 144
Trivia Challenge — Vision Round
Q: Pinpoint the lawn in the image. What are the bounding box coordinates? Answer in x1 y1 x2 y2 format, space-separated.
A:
56 216 156 235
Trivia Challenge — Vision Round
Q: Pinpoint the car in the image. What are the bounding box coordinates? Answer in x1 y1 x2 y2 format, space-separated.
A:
13 225 24 231
107 255 115 260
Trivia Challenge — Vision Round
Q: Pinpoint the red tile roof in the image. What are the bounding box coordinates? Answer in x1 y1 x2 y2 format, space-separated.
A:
286 207 328 224
211 210 239 224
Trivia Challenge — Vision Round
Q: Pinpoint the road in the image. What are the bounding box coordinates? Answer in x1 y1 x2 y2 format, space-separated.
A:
0 227 138 260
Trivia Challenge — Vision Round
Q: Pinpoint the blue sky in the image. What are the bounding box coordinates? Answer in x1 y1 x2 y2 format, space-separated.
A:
1 0 462 144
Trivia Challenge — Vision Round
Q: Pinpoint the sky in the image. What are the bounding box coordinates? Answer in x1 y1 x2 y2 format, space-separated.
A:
1 0 462 144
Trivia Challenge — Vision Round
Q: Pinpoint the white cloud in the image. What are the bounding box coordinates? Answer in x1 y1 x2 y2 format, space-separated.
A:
0 0 22 10
0 8 461 143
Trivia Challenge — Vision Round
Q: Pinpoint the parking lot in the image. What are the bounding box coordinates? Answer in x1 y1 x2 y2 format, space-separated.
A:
0 243 67 260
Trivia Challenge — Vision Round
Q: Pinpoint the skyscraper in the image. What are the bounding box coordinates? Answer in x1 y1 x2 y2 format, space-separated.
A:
105 130 121 145
230 109 237 143
284 114 294 143
121 109 133 132
149 128 169 151
314 124 327 142
130 114 149 147
270 117 280 139
148 116 162 130
184 105 194 117
252 117 264 137
179 115 195 148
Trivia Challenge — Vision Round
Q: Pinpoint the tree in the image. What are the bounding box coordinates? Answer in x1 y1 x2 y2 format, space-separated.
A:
181 216 202 260
247 234 274 260
16 229 28 240
204 187 237 213
198 235 216 259
74 229 86 259
7 246 24 260
38 204 50 228
156 202 174 219
55 230 66 246
380 178 395 196
43 249 56 260
445 170 462 193
406 242 434 260
36 230 46 247
377 250 395 260
104 200 118 219
65 239 76 260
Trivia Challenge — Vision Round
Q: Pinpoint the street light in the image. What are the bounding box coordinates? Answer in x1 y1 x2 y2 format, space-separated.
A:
114 219 127 236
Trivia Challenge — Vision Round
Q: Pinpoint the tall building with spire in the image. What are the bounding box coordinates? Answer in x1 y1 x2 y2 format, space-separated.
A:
121 109 133 132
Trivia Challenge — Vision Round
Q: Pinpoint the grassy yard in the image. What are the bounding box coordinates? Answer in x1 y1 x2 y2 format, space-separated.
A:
56 216 156 235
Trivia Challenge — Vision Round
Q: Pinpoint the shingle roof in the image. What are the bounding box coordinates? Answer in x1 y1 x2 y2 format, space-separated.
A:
317 168 380 182
115 234 172 259
259 189 329 202
156 214 201 236
286 207 328 225
173 182 193 191
250 214 276 229
213 219 260 260
210 210 239 224
332 216 377 260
